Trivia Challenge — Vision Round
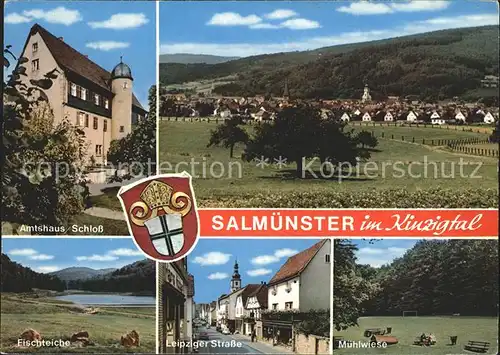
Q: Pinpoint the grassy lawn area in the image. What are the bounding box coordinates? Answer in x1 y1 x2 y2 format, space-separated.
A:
89 187 122 211
0 294 155 353
348 121 495 135
159 121 498 202
463 143 499 151
335 316 498 354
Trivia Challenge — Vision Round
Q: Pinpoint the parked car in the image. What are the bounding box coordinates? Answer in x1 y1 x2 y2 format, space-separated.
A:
216 326 221 332
199 331 209 340
222 328 230 335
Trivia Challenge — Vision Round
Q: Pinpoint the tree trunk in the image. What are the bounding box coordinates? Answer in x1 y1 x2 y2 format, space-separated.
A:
229 144 234 158
296 158 303 178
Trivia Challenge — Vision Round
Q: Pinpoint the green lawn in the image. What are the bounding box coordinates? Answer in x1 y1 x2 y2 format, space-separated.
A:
0 295 155 353
335 316 498 354
159 121 498 202
89 187 122 211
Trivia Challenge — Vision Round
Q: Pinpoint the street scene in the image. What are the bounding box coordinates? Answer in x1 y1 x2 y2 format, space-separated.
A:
157 238 332 354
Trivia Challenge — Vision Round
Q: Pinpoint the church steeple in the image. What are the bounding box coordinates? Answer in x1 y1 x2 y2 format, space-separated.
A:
230 259 241 292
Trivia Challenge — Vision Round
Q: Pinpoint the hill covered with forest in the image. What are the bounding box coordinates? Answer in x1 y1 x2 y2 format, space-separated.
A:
68 259 155 294
50 267 117 281
160 26 499 100
1 254 65 292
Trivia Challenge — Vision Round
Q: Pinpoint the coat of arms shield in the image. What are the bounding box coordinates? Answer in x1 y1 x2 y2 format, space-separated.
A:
117 172 199 262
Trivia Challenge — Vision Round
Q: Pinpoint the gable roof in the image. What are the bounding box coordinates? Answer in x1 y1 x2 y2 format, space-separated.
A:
247 283 268 309
31 24 145 111
268 240 327 286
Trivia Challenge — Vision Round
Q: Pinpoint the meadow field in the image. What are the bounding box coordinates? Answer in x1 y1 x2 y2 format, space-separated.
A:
334 316 498 354
0 294 155 353
159 120 498 202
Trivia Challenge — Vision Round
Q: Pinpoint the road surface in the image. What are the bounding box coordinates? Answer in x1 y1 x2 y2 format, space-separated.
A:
194 327 290 354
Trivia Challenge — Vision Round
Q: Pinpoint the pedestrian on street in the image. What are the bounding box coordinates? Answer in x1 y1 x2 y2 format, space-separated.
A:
251 329 256 342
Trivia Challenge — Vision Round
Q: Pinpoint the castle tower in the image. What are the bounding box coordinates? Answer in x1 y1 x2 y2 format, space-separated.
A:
230 259 241 293
111 56 133 140
361 83 372 103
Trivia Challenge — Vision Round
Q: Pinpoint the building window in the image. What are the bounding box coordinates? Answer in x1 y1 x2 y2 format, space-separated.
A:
85 114 89 128
285 302 293 310
95 145 102 156
104 99 109 109
81 88 87 101
70 83 77 96
76 86 82 98
93 117 98 130
32 42 38 53
77 112 85 127
272 304 278 310
31 59 39 72
325 254 331 263
123 82 128 89
119 126 124 133
103 120 107 132
94 93 99 105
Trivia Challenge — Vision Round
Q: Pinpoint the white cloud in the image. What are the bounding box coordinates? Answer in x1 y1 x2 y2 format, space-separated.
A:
281 18 321 30
337 1 450 15
356 246 410 267
161 13 499 57
4 13 31 24
249 23 281 30
8 248 38 256
29 254 54 261
192 252 232 266
36 266 61 273
265 9 298 20
88 13 149 30
251 248 298 265
247 268 273 277
76 254 119 262
391 1 450 12
23 7 82 25
208 272 229 280
274 248 299 258
86 41 130 51
251 255 280 265
207 12 262 26
108 248 144 256
337 2 393 15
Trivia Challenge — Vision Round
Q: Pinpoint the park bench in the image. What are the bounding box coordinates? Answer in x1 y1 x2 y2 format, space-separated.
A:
464 340 490 353
364 328 385 337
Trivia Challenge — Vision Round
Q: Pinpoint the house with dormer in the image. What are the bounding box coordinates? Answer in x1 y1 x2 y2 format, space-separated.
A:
340 112 350 122
16 24 148 165
384 112 394 121
484 112 496 124
235 284 260 335
267 240 331 312
407 111 418 122
362 112 372 122
244 282 268 336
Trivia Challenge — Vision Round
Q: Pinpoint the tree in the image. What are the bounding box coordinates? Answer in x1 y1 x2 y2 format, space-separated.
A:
243 106 364 177
107 85 157 181
489 120 499 143
3 46 88 232
207 118 249 158
356 130 379 150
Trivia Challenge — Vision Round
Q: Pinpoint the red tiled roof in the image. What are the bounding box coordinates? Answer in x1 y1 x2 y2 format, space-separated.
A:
268 240 327 285
32 24 144 110
240 284 260 305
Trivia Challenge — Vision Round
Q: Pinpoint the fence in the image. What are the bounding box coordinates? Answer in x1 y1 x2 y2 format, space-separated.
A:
447 144 499 158
348 121 493 134
160 116 261 124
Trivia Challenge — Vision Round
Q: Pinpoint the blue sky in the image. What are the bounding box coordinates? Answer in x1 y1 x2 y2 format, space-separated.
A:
352 239 418 268
188 238 325 303
4 0 155 108
159 1 499 57
3 238 146 273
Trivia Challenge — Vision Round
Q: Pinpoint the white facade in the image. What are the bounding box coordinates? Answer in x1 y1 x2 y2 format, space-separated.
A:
431 118 445 125
235 295 248 319
340 113 350 122
354 109 361 116
267 240 331 312
246 295 263 320
362 112 372 121
484 112 495 124
185 297 194 340
407 111 418 122
227 289 244 320
268 276 301 311
384 112 394 121
430 112 440 119
455 112 466 121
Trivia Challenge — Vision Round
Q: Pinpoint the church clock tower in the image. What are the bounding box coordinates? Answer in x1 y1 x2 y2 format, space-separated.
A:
230 259 241 292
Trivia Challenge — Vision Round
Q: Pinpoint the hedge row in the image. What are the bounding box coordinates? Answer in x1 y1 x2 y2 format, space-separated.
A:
199 188 498 208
